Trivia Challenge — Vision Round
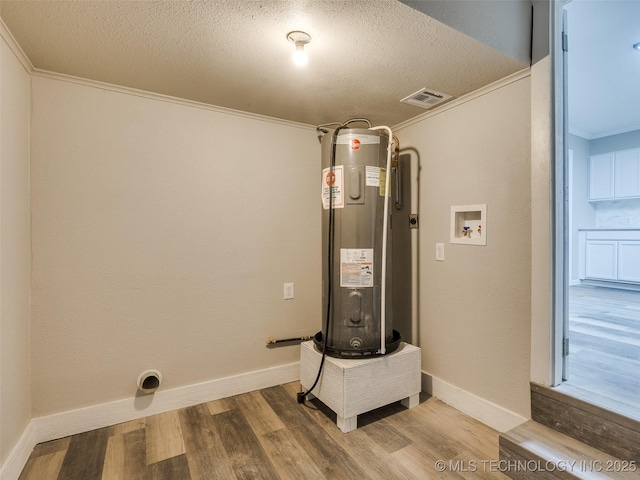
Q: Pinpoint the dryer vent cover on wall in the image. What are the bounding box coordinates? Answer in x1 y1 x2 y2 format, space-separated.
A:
400 88 452 110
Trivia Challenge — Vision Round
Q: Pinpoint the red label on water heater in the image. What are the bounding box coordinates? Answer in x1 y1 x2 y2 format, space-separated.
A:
351 138 361 151
325 171 336 186
321 166 344 209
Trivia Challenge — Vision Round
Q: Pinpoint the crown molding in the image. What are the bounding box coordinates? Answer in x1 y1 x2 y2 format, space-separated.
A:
1 16 309 131
393 68 531 132
30 68 316 131
0 18 33 73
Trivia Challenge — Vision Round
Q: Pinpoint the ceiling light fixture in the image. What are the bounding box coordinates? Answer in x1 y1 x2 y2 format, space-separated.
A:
287 31 311 66
634 42 640 52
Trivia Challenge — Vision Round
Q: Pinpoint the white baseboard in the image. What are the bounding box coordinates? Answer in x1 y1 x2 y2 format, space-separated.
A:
422 372 527 432
1 362 299 480
34 362 300 443
0 423 36 480
3 364 527 480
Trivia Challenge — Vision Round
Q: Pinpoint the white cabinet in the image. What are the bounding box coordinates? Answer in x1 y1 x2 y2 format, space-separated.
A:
580 231 640 285
614 149 640 198
589 153 614 200
618 241 640 283
589 148 640 200
585 241 618 280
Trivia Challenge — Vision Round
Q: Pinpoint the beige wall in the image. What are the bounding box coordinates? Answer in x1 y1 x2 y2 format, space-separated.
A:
0 37 31 464
30 76 321 417
27 71 535 425
0 6 551 471
27 72 535 424
396 76 532 419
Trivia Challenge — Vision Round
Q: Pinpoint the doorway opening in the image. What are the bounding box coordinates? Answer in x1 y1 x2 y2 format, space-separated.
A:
555 0 640 420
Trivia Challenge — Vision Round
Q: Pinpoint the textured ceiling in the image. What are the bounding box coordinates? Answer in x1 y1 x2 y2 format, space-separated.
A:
0 0 528 127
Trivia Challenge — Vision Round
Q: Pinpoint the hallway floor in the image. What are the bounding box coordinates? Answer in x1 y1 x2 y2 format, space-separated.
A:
558 285 640 421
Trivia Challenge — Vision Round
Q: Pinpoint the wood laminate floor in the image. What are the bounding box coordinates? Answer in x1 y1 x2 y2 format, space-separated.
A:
19 382 509 480
558 285 640 421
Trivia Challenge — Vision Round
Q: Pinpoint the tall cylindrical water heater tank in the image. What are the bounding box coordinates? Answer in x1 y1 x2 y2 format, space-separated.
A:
316 127 401 358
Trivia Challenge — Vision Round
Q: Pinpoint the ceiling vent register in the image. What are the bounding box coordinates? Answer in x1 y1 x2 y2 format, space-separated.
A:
400 88 452 110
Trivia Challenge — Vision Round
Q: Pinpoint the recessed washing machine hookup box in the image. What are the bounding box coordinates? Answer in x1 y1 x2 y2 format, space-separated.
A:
450 204 487 246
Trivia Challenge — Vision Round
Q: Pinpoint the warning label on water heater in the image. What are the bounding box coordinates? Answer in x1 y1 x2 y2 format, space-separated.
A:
365 166 380 187
340 249 374 288
322 166 344 209
379 168 388 197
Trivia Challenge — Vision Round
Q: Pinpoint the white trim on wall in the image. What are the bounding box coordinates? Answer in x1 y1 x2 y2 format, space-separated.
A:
2 365 526 480
2 15 312 133
34 361 300 443
568 149 574 284
0 19 33 73
0 362 299 480
392 68 531 131
30 69 315 132
421 372 527 433
0 424 35 480
570 124 640 141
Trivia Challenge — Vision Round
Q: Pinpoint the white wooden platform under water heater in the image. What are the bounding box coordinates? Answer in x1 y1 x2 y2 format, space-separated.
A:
299 340 421 433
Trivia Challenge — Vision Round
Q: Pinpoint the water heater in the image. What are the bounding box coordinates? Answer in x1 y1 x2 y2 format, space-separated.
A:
315 125 401 358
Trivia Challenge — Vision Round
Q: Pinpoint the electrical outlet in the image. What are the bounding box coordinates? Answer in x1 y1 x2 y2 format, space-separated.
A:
284 283 294 300
435 243 445 261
